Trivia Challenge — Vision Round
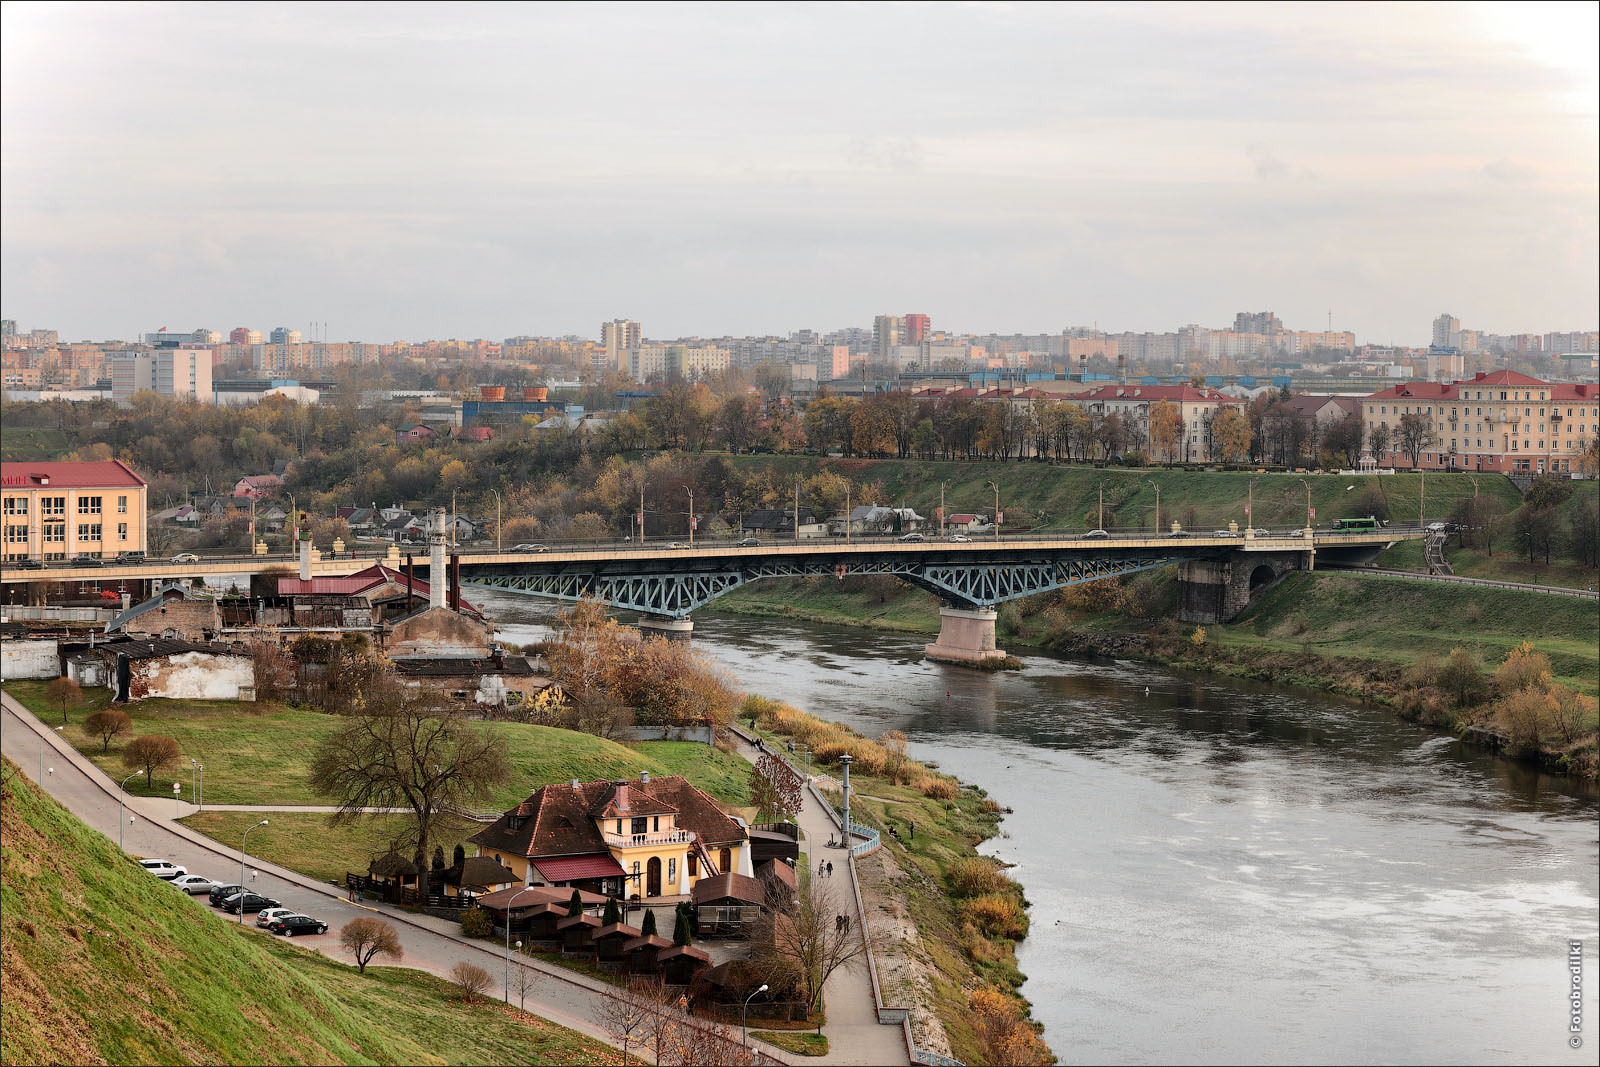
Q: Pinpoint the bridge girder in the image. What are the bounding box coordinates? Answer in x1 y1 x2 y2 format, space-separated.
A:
465 553 1178 618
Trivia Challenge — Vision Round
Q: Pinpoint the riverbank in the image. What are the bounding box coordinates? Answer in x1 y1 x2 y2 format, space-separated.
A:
738 698 1052 1065
707 569 1599 777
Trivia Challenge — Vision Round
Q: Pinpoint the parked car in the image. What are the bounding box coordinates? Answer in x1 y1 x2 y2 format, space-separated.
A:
221 892 281 915
170 552 200 563
1166 530 1191 538
735 537 761 547
948 534 972 543
510 543 548 552
70 555 104 567
665 541 688 549
170 874 216 894
269 915 330 937
208 884 247 907
116 550 146 561
1083 530 1111 539
10 557 43 569
898 532 926 542
1425 521 1450 533
138 859 186 880
257 906 298 928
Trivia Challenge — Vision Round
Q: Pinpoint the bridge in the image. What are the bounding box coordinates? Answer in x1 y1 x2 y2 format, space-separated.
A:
2 525 1418 666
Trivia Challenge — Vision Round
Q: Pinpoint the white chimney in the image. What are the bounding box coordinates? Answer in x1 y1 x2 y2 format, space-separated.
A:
430 507 447 611
299 532 312 580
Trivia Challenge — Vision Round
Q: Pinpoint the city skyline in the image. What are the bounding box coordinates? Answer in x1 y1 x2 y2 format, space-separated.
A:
3 3 1596 343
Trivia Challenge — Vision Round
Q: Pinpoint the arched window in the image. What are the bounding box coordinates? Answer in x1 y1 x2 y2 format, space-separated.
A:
719 847 732 873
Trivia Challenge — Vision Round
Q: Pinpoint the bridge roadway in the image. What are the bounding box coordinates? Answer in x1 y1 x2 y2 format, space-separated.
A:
1 527 1418 614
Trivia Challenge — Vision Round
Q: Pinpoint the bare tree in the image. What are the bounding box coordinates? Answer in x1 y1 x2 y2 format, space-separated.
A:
597 986 651 1064
508 953 542 1012
747 752 802 823
122 735 180 788
44 676 82 726
84 708 131 752
339 918 402 975
1396 413 1437 468
309 684 511 898
757 873 866 1025
449 961 494 1004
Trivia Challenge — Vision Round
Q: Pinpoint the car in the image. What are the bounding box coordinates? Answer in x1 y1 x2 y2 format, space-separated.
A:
116 550 146 562
138 859 187 880
221 892 281 915
1425 521 1450 533
898 532 926 543
948 534 972 543
1083 530 1111 539
170 874 216 894
208 883 246 907
510 543 549 552
1212 530 1241 538
170 552 200 563
665 541 688 549
1166 530 1191 538
269 915 330 937
735 537 761 547
9 558 43 569
69 555 104 567
257 906 299 928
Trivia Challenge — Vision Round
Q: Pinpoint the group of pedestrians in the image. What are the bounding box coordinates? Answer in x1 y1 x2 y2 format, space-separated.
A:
816 859 834 878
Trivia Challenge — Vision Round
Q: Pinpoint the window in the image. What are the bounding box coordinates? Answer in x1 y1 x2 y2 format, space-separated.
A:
43 523 64 543
41 496 65 517
688 851 699 877
117 522 128 540
667 858 677 885
719 847 732 873
652 816 660 832
117 495 128 514
77 523 102 541
631 817 648 836
4 524 25 543
78 496 102 515
2 498 25 516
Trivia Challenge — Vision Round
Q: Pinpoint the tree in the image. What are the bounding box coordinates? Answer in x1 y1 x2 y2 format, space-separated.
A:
508 952 542 1011
673 902 693 946
971 986 1054 1066
84 708 131 752
567 889 584 917
1322 413 1365 469
761 874 866 1020
597 986 651 1064
339 918 402 974
449 961 493 1004
1367 421 1392 463
1396 413 1436 468
748 752 803 824
880 730 912 786
122 735 180 788
1147 401 1184 465
1436 648 1487 708
640 908 658 937
308 685 511 899
44 676 82 726
1210 407 1252 463
1568 496 1599 567
602 896 622 926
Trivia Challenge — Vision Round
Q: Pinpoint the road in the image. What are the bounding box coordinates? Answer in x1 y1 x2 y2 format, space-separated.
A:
1 692 802 1065
1318 561 1600 598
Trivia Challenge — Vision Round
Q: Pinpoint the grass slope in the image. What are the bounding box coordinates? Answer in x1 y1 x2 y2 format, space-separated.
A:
4 682 751 808
0 761 616 1067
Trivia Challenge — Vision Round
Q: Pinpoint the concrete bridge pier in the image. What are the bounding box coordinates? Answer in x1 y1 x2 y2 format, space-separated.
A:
1177 550 1310 624
924 606 1007 666
637 615 693 640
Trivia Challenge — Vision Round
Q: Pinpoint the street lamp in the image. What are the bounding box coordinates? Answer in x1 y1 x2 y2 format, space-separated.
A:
40 724 63 782
742 983 770 1046
489 488 502 552
119 770 141 851
173 781 181 819
240 819 268 921
191 759 204 809
984 481 1001 540
681 485 695 546
505 886 541 1003
1298 478 1314 532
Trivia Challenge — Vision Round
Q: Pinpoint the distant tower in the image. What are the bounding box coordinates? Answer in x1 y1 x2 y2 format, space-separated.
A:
1431 313 1461 349
602 319 641 374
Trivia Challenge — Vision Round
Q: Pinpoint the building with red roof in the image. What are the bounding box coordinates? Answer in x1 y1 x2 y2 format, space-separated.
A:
1358 371 1599 473
1 460 147 562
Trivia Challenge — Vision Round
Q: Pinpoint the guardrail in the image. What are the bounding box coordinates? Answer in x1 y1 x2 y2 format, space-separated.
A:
1318 563 1599 599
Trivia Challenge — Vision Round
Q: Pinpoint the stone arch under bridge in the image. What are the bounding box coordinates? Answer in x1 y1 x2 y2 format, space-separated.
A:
1176 552 1307 625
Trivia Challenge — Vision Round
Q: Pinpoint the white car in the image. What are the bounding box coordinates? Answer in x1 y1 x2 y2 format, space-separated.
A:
257 906 299 929
138 859 187 880
170 874 215 894
169 552 200 563
948 534 973 543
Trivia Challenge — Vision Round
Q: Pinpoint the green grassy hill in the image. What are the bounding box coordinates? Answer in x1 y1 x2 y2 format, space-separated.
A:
0 760 615 1066
4 682 752 808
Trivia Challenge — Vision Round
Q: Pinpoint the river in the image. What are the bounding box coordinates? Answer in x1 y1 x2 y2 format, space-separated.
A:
470 586 1600 1066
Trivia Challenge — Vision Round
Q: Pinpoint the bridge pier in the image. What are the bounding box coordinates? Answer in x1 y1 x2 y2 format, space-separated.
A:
1177 550 1310 624
924 606 1007 666
637 615 693 640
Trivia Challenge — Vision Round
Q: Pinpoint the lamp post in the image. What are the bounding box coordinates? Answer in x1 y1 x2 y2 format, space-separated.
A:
505 886 540 1003
1299 478 1314 533
119 770 141 851
742 983 770 1047
985 481 1000 540
681 485 695 546
173 781 181 819
1154 484 1161 535
40 725 63 782
191 759 203 809
489 488 502 552
240 819 268 922
839 753 853 848
939 482 947 538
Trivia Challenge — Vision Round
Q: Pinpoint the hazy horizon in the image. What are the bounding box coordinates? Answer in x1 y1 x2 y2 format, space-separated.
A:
3 2 1596 346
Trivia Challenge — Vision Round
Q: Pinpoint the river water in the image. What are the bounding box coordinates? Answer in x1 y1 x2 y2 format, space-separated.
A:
472 586 1599 1065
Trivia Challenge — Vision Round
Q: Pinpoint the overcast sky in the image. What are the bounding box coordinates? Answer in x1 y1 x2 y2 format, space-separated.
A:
3 1 1596 346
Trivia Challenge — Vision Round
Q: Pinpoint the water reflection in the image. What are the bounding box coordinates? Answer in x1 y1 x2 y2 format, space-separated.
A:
469 586 1598 1065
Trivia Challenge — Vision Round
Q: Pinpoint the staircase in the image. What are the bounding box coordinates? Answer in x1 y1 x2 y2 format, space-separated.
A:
1424 531 1453 576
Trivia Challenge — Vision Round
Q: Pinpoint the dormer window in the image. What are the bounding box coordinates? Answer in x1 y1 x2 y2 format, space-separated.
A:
507 815 522 831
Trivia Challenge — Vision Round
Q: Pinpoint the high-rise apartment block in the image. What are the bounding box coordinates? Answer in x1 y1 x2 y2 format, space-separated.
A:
109 349 214 403
872 315 904 360
1233 311 1282 334
1431 313 1461 349
269 327 303 345
904 313 931 346
601 319 642 374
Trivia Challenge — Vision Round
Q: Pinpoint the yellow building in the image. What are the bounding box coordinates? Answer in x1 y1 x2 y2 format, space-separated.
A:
468 773 751 902
1 460 148 562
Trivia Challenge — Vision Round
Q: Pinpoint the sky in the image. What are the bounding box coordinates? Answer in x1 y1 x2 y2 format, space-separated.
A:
2 1 1596 346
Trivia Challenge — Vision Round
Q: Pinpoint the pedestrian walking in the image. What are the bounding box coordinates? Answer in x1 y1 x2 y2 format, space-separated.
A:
909 820 915 841
818 859 826 878
826 861 833 878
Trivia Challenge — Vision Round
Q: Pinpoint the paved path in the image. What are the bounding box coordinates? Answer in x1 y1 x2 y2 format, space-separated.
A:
1320 561 1600 598
727 731 912 1067
2 692 791 1066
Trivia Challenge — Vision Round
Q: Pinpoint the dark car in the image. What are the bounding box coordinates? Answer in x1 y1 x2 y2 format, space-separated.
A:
270 915 329 937
221 892 281 915
735 537 761 547
898 532 926 542
208 883 246 908
9 558 43 569
69 555 104 567
116 550 146 562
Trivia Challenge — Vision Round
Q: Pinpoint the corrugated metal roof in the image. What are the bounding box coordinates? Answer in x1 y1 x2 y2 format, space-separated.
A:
0 459 147 489
534 854 628 882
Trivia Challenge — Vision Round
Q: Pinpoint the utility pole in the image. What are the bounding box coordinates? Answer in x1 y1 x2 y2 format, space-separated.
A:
682 485 695 546
638 486 645 543
939 482 946 537
794 477 800 542
845 484 851 544
1419 467 1425 528
1154 484 1160 534
1098 486 1104 531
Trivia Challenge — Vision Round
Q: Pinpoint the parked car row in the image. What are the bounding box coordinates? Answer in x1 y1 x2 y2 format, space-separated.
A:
132 861 331 936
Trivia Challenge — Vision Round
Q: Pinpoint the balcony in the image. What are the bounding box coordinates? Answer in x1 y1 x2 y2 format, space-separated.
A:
603 828 694 849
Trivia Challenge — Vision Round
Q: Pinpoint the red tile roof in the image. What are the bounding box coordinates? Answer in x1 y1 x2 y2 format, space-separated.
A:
0 460 146 490
1075 385 1242 404
535 854 628 882
275 563 478 613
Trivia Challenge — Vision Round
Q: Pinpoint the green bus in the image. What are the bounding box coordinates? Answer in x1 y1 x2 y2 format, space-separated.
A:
1331 516 1382 531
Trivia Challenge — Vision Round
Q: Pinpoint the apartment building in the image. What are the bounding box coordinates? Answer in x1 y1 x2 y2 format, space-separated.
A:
1359 370 1600 474
1 460 148 561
